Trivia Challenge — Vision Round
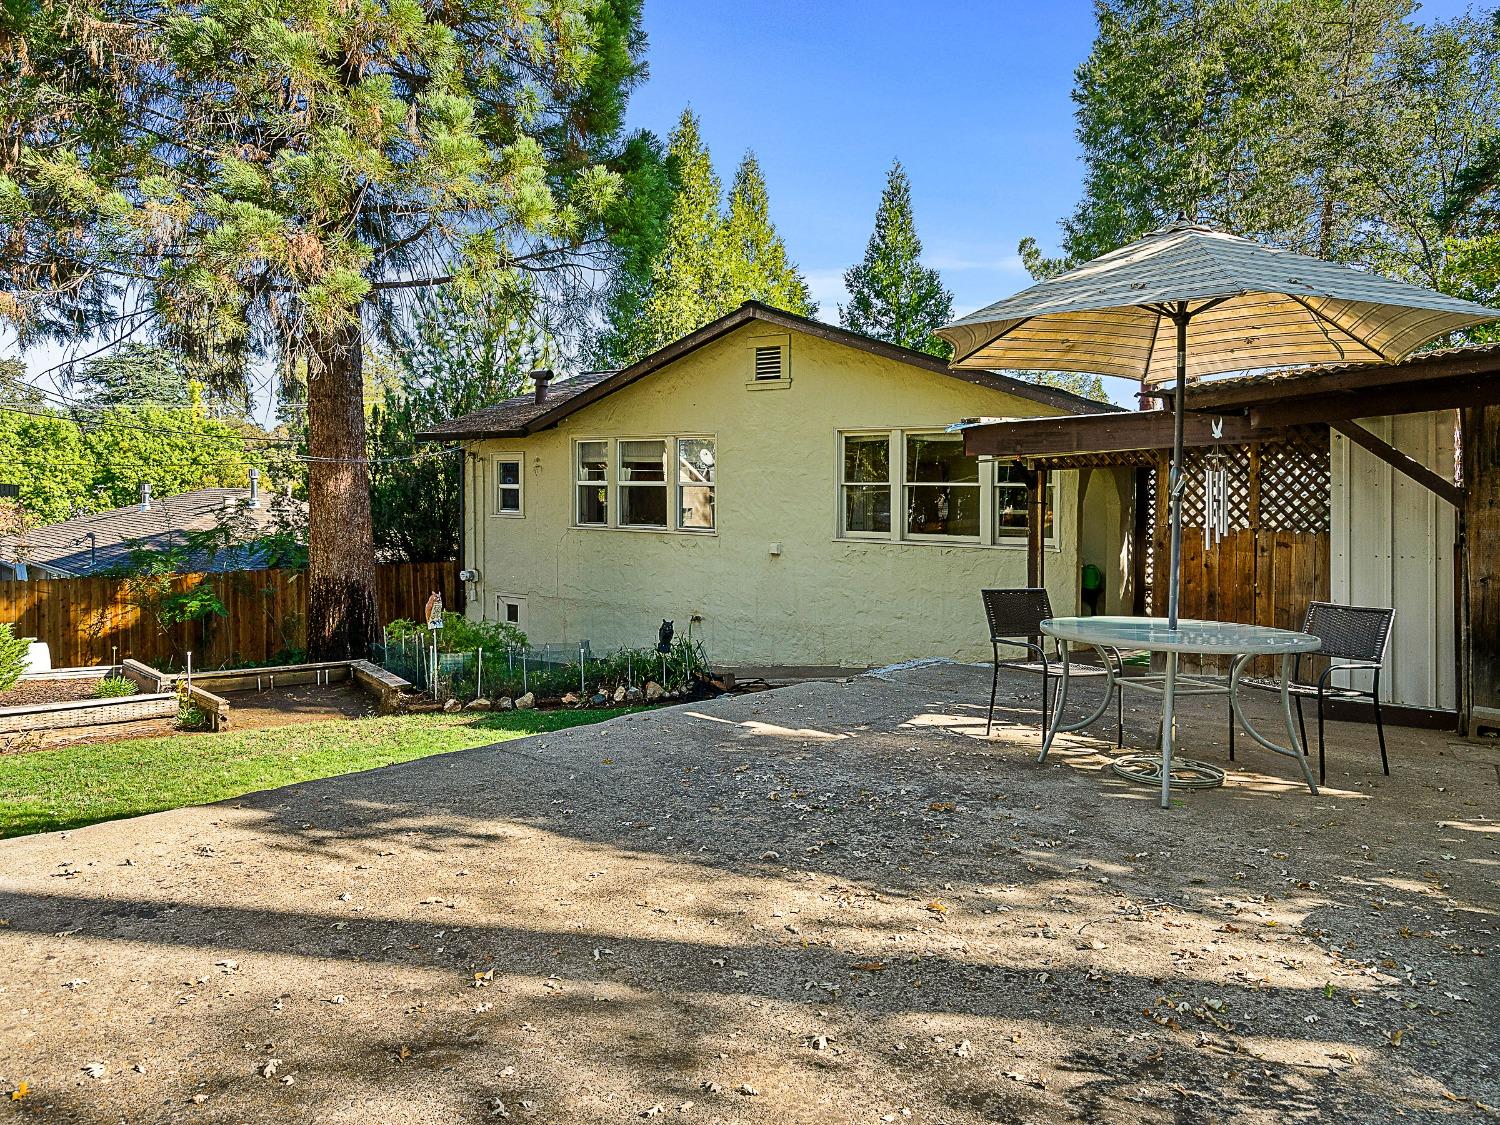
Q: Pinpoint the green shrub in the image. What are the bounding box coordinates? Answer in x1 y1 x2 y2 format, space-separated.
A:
92 675 136 699
384 612 527 653
177 699 209 730
0 624 30 694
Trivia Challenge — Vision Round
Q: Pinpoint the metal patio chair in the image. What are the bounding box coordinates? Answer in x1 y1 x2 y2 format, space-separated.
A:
981 588 1123 743
1231 601 1394 784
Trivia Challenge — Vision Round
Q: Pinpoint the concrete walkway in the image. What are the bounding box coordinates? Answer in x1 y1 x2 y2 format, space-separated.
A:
0 662 1495 1123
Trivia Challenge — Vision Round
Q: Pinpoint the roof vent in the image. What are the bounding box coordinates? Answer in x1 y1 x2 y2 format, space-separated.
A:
139 482 152 512
753 345 783 381
247 467 260 508
532 369 554 404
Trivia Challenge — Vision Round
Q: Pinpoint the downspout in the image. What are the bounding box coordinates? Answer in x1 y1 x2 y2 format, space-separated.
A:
457 443 467 613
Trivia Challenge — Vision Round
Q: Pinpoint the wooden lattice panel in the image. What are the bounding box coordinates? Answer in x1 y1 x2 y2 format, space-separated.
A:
1260 426 1331 533
1177 444 1252 531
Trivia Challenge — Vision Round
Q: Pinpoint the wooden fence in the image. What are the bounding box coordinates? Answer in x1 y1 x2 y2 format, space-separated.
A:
1 561 460 670
1150 427 1331 673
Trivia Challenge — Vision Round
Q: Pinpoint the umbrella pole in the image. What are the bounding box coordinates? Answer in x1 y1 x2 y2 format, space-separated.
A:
1166 309 1188 632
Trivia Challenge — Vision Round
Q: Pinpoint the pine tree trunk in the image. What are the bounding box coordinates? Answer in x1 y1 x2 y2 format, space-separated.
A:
305 315 377 660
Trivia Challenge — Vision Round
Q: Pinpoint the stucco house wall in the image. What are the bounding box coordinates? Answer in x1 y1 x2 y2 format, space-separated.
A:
457 322 1089 668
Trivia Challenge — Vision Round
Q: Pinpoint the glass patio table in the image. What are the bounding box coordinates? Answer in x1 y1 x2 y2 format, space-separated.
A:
1037 616 1322 808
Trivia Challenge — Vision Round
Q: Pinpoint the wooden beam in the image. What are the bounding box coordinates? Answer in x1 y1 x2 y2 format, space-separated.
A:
1329 420 1464 508
963 409 1278 459
1246 374 1500 429
1189 347 1500 412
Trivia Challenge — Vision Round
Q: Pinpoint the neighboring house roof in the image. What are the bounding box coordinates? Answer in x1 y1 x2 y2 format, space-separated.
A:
0 487 305 578
419 302 1121 440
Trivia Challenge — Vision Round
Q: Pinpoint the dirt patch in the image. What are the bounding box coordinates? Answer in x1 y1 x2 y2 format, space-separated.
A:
218 681 378 727
11 682 384 754
0 677 102 709
0 662 1495 1123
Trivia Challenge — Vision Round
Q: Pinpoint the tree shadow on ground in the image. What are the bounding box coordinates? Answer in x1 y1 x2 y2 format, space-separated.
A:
1 664 1493 1122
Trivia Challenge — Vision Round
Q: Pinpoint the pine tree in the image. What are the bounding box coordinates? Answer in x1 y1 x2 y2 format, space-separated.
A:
612 114 816 359
839 161 954 358
1 0 652 659
637 110 731 351
723 152 816 317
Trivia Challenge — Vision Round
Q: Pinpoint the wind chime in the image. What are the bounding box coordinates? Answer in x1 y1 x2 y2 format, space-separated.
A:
1201 445 1231 551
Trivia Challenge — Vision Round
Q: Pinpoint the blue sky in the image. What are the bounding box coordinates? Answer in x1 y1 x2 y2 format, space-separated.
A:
625 0 1478 326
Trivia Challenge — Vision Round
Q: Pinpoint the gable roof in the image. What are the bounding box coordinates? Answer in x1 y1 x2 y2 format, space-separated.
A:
419 302 1119 441
0 487 304 578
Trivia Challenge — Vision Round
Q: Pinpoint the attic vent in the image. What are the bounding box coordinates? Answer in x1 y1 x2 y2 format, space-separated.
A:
753 345 783 381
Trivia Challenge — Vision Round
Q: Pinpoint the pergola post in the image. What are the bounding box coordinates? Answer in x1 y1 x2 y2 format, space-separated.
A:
1462 405 1500 733
1027 464 1047 590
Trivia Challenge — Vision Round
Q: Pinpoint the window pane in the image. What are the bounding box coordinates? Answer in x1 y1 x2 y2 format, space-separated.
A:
995 484 1028 537
578 484 607 525
843 435 889 483
993 464 1053 540
907 485 980 537
621 485 668 527
620 440 666 482
498 460 520 487
577 441 607 482
498 487 520 512
678 439 715 484
680 486 714 529
906 434 978 483
844 485 891 534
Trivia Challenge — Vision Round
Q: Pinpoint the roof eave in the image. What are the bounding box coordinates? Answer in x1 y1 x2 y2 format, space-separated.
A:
422 301 1118 440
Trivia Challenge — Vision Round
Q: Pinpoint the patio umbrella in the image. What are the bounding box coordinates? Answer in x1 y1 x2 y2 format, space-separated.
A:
936 219 1500 629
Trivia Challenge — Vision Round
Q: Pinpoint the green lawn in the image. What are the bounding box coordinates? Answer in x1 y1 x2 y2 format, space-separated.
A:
0 709 631 840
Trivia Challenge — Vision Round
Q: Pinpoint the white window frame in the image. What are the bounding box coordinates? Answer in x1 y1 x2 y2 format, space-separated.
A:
902 431 982 544
675 437 716 532
495 593 528 632
575 440 609 527
838 430 896 540
836 429 1058 549
492 453 524 517
617 437 670 529
572 435 718 535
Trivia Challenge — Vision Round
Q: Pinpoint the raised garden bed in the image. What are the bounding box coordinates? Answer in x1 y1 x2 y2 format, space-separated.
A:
0 691 178 734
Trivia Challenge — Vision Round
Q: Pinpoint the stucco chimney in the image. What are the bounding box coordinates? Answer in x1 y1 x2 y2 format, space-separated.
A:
532 369 554 404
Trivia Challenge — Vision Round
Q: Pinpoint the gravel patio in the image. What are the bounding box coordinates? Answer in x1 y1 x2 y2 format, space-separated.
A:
0 661 1495 1123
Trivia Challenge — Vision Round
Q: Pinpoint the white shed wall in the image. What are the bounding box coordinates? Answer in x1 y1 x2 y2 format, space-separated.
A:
1329 411 1457 710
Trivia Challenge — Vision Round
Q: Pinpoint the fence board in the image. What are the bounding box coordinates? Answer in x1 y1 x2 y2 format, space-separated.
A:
0 562 457 670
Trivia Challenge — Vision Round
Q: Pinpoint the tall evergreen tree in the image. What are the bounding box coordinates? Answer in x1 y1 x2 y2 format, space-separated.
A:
591 131 677 368
635 110 731 351
1047 0 1500 293
1 0 653 658
723 152 816 317
839 160 953 357
607 111 815 360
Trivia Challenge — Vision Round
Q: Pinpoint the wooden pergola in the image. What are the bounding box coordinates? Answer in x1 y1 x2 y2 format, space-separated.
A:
961 344 1500 732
